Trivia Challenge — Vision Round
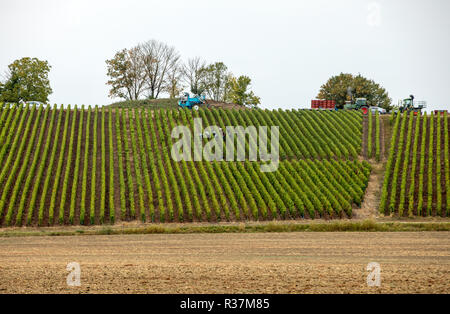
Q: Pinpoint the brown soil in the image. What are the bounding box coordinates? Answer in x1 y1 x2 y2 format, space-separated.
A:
362 114 382 160
93 109 102 225
152 112 171 223
379 116 385 160
28 110 59 225
440 117 448 217
41 111 66 226
124 109 143 222
0 232 448 294
362 115 368 158
111 110 122 222
383 117 402 215
400 116 417 217
53 110 74 225
103 111 110 223
82 111 93 225
431 116 438 215
0 109 37 226
371 115 376 159
381 116 391 160
422 117 430 215
354 163 384 219
63 109 79 225
413 117 424 214
10 110 48 226
206 100 246 110
119 111 133 221
392 115 410 213
72 111 86 226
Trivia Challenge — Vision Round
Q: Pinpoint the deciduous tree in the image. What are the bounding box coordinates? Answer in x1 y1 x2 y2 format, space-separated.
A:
0 57 52 103
201 62 232 102
181 57 207 95
317 73 392 110
106 47 146 100
227 75 260 107
165 63 184 98
140 40 180 99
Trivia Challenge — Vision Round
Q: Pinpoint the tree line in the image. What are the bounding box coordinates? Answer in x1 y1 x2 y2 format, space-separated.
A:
105 39 260 106
0 54 391 110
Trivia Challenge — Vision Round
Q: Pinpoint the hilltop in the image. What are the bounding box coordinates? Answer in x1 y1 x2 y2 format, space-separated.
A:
107 98 244 110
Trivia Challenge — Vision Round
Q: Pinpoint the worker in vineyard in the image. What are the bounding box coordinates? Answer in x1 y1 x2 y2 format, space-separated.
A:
213 127 223 140
221 127 227 141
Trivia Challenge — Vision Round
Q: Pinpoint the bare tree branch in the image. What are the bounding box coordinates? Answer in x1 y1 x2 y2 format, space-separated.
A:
128 46 147 100
181 56 207 95
106 47 147 101
164 61 184 98
139 40 180 99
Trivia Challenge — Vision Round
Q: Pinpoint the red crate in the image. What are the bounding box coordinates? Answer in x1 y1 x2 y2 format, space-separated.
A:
434 110 447 116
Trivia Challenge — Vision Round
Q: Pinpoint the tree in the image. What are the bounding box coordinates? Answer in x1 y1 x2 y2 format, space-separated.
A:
317 73 392 110
139 40 180 99
181 57 207 95
106 47 147 100
227 75 260 107
202 62 231 102
0 57 52 103
165 63 184 98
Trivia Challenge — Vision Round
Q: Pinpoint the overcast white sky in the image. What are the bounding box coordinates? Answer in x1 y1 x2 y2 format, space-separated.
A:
1 0 449 111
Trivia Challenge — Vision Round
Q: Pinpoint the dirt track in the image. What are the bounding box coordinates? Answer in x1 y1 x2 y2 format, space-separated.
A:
0 232 449 294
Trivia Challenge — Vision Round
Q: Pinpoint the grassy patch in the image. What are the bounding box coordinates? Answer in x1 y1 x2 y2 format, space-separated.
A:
107 98 178 109
98 227 113 235
1 220 450 238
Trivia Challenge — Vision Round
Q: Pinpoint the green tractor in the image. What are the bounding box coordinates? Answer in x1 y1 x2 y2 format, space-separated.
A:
344 98 370 115
395 95 426 115
342 87 370 114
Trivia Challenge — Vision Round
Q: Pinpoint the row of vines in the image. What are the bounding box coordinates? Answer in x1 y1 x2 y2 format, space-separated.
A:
364 111 381 161
380 112 449 216
0 105 370 226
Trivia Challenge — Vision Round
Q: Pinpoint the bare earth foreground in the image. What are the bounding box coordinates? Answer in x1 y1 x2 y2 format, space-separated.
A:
0 232 449 294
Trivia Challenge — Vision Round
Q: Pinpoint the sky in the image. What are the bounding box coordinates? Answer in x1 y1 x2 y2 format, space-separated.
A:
1 0 449 112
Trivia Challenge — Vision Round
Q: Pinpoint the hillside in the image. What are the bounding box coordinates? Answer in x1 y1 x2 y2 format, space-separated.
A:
380 112 449 217
0 104 448 227
0 104 371 226
107 98 179 109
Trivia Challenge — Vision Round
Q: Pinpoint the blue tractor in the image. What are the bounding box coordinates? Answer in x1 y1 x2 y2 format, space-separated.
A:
178 92 209 110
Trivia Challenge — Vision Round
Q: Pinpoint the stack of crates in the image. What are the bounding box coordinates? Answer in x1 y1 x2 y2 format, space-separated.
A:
434 110 448 116
311 100 336 110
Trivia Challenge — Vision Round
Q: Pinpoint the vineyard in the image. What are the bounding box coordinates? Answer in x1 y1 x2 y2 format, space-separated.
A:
379 112 450 217
1 103 448 227
363 111 383 161
0 104 369 226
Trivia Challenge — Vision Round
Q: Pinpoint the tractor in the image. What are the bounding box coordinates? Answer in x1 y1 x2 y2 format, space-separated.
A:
344 98 370 115
396 95 426 115
178 92 209 110
342 87 370 114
